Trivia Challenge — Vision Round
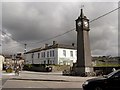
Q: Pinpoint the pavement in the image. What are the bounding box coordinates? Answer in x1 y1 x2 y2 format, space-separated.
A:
2 71 94 82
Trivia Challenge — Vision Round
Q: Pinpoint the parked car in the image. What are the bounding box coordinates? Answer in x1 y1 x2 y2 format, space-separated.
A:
82 69 120 90
45 66 52 72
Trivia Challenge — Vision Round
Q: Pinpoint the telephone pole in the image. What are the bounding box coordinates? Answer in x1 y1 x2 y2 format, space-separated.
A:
24 44 27 64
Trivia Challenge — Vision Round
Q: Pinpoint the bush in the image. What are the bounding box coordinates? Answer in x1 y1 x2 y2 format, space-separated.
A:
6 68 13 73
23 64 32 70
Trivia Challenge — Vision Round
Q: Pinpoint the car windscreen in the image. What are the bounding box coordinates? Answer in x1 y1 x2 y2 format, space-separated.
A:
106 70 120 78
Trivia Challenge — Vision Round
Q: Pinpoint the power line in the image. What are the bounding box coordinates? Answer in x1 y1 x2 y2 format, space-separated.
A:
0 29 17 41
0 29 24 47
90 7 120 23
0 29 24 53
27 6 119 46
28 28 76 45
1 6 119 50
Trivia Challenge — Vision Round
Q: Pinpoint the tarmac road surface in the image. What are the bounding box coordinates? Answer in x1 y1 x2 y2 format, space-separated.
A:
2 71 95 90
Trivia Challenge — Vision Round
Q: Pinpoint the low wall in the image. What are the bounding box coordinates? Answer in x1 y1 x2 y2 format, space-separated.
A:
23 64 70 72
94 66 120 75
50 65 70 72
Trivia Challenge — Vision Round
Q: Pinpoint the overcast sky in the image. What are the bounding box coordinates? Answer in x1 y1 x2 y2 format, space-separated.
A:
1 1 119 56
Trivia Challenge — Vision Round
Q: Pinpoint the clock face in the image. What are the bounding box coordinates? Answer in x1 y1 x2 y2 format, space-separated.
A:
77 21 81 26
83 20 88 27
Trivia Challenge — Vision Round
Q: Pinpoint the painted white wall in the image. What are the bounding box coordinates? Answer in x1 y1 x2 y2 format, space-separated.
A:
58 48 77 65
25 48 77 65
34 52 40 64
26 53 32 64
26 49 57 64
0 55 5 71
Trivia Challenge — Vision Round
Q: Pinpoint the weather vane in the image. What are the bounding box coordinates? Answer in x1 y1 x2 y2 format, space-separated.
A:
81 5 84 9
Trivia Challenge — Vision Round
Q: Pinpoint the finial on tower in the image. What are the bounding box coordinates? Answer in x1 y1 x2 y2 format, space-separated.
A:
81 5 84 9
80 5 84 18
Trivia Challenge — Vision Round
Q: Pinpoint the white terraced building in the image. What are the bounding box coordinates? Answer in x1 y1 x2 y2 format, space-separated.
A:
25 41 77 66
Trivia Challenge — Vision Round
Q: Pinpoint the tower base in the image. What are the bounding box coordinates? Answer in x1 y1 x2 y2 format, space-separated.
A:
71 67 94 76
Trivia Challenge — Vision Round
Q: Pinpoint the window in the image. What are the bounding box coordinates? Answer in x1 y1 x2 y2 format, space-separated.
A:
70 51 73 57
41 52 45 58
112 71 120 78
44 61 46 64
47 51 49 57
50 50 54 57
31 53 34 58
44 52 45 57
63 50 66 57
50 51 52 57
38 53 40 58
52 50 54 57
47 60 49 64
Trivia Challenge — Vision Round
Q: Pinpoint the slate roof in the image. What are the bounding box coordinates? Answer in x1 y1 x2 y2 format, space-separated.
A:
25 43 76 54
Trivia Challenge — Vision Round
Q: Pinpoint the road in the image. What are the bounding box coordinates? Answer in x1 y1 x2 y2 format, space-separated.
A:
2 71 95 90
2 78 8 85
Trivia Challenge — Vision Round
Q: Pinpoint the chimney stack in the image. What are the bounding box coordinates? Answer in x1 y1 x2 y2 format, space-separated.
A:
53 41 57 45
45 44 48 48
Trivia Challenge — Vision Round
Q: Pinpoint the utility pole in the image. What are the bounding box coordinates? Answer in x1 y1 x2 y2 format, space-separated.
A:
24 44 27 64
13 54 16 69
24 44 27 53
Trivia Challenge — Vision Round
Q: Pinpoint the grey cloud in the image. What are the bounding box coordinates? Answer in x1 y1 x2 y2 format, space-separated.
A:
2 2 118 56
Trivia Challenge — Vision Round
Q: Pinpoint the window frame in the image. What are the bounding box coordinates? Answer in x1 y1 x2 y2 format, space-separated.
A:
63 50 66 57
70 51 73 57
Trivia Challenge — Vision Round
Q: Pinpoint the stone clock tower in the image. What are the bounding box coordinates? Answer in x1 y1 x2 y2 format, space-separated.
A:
75 9 93 75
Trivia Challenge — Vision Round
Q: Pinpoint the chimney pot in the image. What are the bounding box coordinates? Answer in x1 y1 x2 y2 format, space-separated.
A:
53 41 57 45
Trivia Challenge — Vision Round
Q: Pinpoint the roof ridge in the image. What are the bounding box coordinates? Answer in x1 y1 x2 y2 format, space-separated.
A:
26 43 76 54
